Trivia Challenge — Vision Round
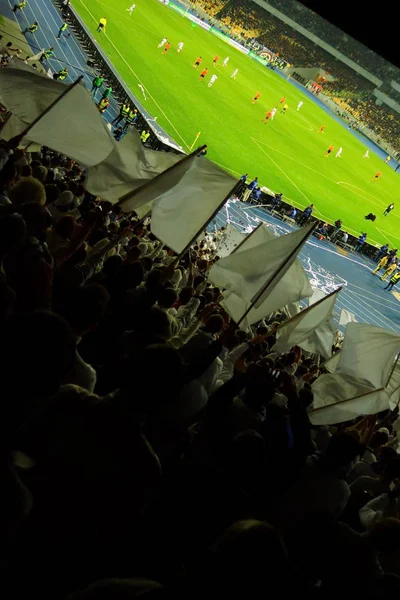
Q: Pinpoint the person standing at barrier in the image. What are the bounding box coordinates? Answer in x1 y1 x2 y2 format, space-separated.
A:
97 97 109 114
39 47 54 64
123 108 138 131
330 219 342 242
253 187 262 204
90 74 104 99
381 258 398 280
384 271 400 291
57 22 70 39
140 130 150 144
114 127 124 141
12 1 26 12
53 67 68 81
299 204 314 226
376 243 389 261
112 102 130 127
242 177 258 202
23 22 38 35
101 85 113 102
372 254 389 275
354 232 367 253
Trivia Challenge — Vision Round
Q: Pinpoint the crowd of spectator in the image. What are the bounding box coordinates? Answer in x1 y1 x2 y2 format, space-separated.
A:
0 134 400 600
1 5 400 596
2 130 400 598
202 0 400 154
250 0 400 82
190 0 226 17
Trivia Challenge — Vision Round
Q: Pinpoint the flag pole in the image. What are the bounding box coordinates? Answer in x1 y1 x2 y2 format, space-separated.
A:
190 131 201 150
309 387 386 415
319 349 342 370
135 209 151 225
7 75 84 146
271 286 342 334
230 222 263 255
236 222 318 327
116 145 207 207
174 180 243 261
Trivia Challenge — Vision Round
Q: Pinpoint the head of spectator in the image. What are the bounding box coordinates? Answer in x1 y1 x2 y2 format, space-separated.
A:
177 286 193 307
8 176 46 207
369 430 389 453
125 244 141 264
206 519 289 597
203 313 224 336
32 165 48 183
158 287 178 310
298 386 314 409
20 164 32 178
320 430 361 475
54 190 76 212
45 184 60 206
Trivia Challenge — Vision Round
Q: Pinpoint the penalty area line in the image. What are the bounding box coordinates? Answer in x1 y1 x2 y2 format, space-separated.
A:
251 137 311 206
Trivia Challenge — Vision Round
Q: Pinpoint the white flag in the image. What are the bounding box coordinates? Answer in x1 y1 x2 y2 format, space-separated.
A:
85 128 182 201
216 224 247 257
339 309 357 326
273 289 340 358
217 223 312 329
221 260 313 330
323 350 341 373
334 323 400 389
310 323 400 424
209 222 314 308
297 321 336 359
149 157 237 253
0 63 114 166
311 375 390 425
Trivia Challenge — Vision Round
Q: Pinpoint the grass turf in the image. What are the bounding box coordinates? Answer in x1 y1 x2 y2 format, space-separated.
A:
75 0 400 247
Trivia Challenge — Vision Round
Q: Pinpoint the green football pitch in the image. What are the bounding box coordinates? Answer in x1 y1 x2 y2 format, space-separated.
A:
75 0 400 247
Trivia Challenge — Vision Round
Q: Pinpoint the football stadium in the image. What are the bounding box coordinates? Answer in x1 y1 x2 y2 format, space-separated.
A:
4 0 400 593
74 0 400 246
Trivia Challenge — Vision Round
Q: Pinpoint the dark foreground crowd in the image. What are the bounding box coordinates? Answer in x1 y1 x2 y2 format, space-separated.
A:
1 138 400 600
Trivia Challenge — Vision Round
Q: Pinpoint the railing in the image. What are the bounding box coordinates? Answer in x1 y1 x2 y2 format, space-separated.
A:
53 0 184 156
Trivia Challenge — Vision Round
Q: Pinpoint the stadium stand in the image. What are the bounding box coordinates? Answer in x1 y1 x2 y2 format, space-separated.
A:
190 0 227 17
210 1 400 155
1 3 400 598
